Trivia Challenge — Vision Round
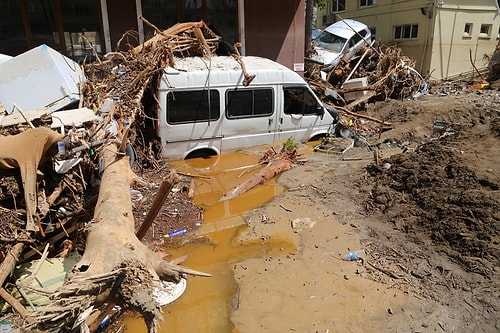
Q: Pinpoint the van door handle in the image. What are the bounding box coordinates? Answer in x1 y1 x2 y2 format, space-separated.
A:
280 117 283 124
268 118 273 126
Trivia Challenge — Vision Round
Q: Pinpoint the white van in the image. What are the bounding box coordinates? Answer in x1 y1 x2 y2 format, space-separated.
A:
155 56 339 160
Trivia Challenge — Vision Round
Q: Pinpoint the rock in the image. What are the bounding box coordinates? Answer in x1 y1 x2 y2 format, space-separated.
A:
375 195 388 204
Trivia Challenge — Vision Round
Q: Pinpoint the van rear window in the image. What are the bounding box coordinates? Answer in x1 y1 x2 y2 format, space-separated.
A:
226 89 273 119
167 90 220 124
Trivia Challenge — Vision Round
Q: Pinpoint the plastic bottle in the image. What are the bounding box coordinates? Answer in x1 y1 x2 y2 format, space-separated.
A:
98 315 109 329
342 249 366 261
57 141 65 156
164 228 187 238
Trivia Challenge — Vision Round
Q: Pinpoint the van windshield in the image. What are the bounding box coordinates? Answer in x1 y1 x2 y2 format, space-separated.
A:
314 31 347 53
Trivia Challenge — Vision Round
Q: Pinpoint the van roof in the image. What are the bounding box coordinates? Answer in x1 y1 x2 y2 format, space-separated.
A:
160 56 306 89
323 19 368 39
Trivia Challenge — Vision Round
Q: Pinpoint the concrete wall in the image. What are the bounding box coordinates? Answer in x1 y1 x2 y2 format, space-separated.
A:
431 4 499 79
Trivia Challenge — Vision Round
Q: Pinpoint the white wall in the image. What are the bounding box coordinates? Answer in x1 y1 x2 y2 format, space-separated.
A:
431 7 499 79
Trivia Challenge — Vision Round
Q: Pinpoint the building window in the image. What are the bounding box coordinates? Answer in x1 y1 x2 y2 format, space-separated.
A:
26 0 43 12
143 0 177 40
61 0 103 62
0 0 10 13
463 23 472 38
360 0 377 7
394 24 418 39
479 24 491 38
332 0 345 12
0 0 26 55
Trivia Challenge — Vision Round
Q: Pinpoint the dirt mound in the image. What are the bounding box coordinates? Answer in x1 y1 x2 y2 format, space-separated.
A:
367 138 500 278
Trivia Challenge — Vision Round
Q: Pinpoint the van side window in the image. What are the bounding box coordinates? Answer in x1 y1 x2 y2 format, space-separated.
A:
284 87 318 115
166 90 220 124
226 88 273 118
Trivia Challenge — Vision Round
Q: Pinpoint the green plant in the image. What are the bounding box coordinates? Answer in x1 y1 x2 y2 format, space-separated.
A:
282 137 298 151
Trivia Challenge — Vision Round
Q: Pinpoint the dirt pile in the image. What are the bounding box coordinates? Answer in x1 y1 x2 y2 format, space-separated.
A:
366 139 499 276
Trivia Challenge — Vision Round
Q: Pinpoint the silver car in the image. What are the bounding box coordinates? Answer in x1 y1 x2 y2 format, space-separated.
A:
309 19 372 71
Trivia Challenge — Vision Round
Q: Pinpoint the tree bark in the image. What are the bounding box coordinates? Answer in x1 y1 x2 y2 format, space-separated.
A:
220 158 294 202
25 142 209 333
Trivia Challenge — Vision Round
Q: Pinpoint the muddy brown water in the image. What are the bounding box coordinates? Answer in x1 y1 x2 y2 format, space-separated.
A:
123 146 299 332
121 142 410 332
117 141 421 333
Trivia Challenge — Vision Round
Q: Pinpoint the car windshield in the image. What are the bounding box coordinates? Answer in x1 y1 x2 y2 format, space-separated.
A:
314 31 347 53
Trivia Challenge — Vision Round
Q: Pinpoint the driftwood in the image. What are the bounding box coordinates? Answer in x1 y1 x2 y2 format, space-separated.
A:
133 19 220 56
136 172 179 240
334 105 392 127
232 42 256 86
306 42 426 107
220 148 298 201
0 21 222 332
24 142 209 333
0 243 28 319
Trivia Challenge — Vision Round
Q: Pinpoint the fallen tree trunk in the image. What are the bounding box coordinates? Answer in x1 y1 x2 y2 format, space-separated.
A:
24 142 209 333
220 149 297 201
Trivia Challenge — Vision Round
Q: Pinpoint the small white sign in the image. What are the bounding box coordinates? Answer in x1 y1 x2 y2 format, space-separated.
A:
293 63 304 72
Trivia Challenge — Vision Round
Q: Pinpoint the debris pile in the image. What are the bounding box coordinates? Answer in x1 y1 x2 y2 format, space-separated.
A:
0 20 219 333
2 16 496 333
80 19 221 166
306 42 427 107
304 41 427 152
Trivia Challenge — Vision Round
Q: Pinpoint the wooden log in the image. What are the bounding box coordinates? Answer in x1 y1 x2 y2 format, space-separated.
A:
133 21 206 54
0 287 30 319
0 243 24 290
25 143 209 333
136 171 179 240
334 104 392 127
220 157 294 201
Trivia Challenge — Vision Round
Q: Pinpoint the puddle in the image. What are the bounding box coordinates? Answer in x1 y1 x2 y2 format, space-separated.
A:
122 149 295 332
176 151 287 233
121 141 397 332
123 225 295 332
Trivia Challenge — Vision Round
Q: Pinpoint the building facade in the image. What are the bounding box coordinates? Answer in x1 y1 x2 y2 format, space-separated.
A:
0 0 305 73
316 0 500 80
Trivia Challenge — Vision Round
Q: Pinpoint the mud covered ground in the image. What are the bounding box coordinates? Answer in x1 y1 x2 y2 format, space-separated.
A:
130 87 499 332
363 89 499 280
228 89 499 332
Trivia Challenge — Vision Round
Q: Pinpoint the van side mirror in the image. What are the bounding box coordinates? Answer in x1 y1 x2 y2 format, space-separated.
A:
316 104 325 118
325 105 339 123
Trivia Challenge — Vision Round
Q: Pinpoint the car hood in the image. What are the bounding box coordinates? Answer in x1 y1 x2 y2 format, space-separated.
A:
310 46 341 66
